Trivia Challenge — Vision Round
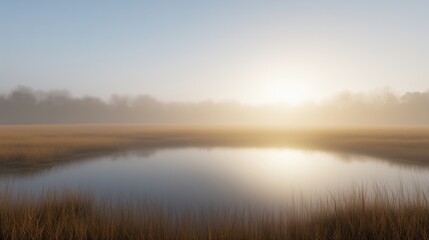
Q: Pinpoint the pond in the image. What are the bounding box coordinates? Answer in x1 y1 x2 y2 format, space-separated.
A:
1 147 429 209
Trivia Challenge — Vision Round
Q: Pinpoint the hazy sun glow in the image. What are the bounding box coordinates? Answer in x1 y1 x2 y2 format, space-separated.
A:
258 80 314 106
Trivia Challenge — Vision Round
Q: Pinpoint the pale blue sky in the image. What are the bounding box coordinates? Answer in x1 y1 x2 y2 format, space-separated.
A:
1 1 428 103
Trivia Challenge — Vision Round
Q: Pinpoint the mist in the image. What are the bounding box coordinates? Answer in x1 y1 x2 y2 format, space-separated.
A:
1 86 429 125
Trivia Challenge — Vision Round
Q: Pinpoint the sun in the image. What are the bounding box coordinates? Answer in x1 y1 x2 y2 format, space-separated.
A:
259 80 313 106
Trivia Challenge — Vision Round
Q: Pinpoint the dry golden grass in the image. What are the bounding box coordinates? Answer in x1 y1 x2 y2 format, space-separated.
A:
0 186 428 240
287 184 429 240
1 125 429 174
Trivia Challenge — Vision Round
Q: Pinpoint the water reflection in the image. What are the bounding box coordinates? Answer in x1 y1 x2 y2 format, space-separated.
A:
1 147 429 209
1 142 429 178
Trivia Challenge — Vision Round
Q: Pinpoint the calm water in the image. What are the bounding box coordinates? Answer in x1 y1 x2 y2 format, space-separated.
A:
1 147 429 208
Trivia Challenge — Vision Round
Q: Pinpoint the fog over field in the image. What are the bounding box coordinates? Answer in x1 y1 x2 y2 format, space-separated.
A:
1 86 429 125
2 1 429 239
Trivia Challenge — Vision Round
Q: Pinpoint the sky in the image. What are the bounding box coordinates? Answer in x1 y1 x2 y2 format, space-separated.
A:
1 1 429 105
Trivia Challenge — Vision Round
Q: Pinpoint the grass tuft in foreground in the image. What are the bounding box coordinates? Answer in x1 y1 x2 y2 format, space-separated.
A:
0 186 429 239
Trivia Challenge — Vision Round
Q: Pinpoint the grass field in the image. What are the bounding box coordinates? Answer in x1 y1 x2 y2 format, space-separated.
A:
1 125 429 239
1 125 429 174
0 186 428 240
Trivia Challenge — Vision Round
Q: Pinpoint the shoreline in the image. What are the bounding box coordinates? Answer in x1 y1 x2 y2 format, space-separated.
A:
1 125 429 175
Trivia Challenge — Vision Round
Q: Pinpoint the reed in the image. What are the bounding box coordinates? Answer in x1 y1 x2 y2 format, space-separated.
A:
0 185 428 239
